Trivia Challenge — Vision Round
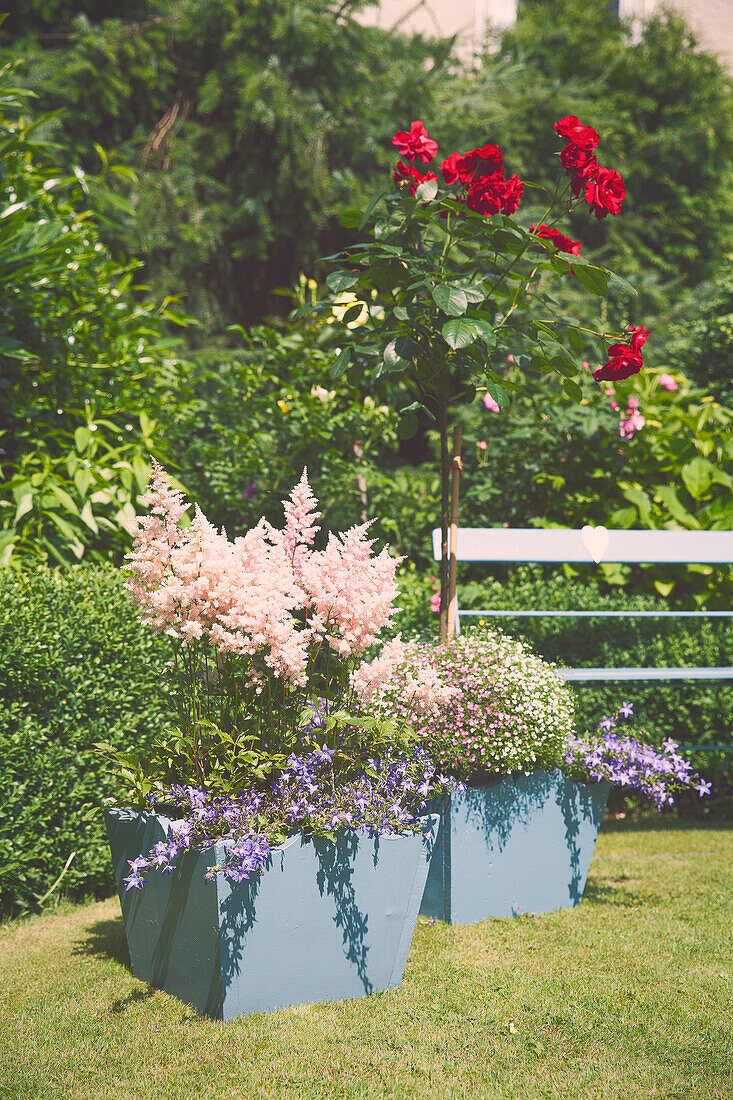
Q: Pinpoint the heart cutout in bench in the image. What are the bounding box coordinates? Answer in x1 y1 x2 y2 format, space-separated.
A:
581 524 609 564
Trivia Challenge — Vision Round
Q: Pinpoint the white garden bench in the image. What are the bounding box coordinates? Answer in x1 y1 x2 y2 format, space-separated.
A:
431 526 733 683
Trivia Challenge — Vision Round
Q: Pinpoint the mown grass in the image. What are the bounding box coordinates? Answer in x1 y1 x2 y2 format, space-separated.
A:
1 822 731 1100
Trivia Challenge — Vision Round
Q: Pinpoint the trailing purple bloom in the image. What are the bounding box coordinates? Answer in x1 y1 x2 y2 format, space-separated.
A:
566 706 711 810
124 747 454 890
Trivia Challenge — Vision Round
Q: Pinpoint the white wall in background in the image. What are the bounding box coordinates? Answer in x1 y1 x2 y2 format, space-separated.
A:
360 0 733 72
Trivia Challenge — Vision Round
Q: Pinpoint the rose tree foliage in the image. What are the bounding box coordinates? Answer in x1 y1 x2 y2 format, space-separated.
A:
318 117 648 635
101 465 458 887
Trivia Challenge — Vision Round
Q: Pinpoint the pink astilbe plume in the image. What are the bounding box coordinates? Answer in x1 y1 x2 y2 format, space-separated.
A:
352 638 456 714
282 468 321 566
351 636 409 702
213 521 309 686
126 460 193 631
300 522 400 659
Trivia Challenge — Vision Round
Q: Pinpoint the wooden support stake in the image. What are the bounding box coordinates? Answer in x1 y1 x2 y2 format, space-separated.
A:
447 424 462 641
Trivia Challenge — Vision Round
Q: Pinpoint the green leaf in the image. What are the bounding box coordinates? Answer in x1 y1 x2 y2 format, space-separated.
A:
573 265 608 297
604 269 638 297
14 492 33 524
341 303 365 324
681 457 716 499
74 426 91 452
621 487 653 526
473 319 496 346
562 377 583 403
442 318 479 350
393 306 409 321
485 380 506 408
80 501 98 533
330 347 351 378
337 208 363 228
383 340 408 372
49 484 79 515
655 486 700 528
326 271 359 293
432 284 468 317
414 179 438 201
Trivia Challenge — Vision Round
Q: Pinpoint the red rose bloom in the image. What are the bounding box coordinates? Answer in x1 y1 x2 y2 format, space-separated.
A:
458 143 503 179
391 121 439 164
531 224 581 255
466 172 506 216
554 115 600 152
559 145 599 194
393 161 437 195
465 170 524 217
593 342 644 383
502 173 524 215
584 166 626 219
441 152 464 185
627 325 650 352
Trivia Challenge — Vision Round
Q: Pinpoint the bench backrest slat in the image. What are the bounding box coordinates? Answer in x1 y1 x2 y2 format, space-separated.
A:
429 526 733 689
431 527 733 564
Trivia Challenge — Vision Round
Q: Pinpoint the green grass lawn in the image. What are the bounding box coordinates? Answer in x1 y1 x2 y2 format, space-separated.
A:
1 821 731 1100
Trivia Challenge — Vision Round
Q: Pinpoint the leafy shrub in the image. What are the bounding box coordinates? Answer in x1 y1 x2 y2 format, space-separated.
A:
0 565 170 916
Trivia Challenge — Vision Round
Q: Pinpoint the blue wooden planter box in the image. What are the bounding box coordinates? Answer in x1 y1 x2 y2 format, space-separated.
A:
419 770 609 925
106 809 437 1021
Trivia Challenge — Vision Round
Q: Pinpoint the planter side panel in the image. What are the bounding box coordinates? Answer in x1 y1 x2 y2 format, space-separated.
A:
218 826 434 1021
449 772 608 924
105 810 224 1018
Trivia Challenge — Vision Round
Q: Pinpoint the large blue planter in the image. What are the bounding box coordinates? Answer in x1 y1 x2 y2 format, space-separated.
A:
420 770 609 925
106 809 437 1021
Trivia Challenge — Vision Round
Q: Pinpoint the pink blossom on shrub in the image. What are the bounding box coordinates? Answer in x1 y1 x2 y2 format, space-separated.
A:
483 392 500 413
658 373 679 392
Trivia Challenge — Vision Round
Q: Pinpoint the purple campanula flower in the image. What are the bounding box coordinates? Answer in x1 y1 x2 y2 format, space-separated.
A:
618 701 634 719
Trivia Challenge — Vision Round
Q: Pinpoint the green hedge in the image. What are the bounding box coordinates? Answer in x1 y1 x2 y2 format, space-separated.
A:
0 566 171 917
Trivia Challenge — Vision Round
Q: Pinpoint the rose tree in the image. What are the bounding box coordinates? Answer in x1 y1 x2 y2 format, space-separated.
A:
319 116 649 638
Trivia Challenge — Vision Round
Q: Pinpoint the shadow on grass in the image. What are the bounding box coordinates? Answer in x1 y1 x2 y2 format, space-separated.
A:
600 814 733 834
110 986 155 1014
73 917 131 970
581 877 648 908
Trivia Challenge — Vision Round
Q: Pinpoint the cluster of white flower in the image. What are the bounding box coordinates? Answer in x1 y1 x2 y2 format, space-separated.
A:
375 628 576 778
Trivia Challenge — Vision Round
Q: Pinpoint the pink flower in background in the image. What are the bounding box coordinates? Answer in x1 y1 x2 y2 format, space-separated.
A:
619 409 645 440
604 388 614 396
430 593 441 614
658 373 679 392
582 360 590 370
477 440 488 450
627 395 640 409
483 392 501 413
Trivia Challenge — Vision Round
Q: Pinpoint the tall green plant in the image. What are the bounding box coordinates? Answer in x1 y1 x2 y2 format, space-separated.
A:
0 57 189 564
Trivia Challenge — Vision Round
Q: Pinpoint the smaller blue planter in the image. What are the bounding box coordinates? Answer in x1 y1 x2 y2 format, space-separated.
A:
106 809 437 1021
420 770 609 925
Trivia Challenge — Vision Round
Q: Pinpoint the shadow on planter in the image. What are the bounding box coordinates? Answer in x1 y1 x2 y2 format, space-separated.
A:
420 770 609 925
105 809 437 1021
